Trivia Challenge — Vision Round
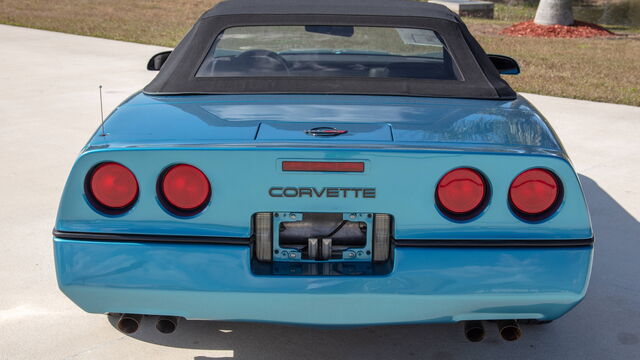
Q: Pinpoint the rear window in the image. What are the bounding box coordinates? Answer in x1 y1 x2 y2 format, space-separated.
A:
196 26 460 80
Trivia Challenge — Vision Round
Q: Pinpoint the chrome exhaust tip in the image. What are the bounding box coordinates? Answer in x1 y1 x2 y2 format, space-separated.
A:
117 314 143 334
463 321 485 342
497 320 522 341
156 316 179 334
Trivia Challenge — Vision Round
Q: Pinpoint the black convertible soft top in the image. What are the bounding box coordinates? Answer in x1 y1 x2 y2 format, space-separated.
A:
202 0 457 20
144 0 516 100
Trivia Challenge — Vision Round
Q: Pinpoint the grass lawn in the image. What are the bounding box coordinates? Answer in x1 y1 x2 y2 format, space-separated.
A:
0 0 638 106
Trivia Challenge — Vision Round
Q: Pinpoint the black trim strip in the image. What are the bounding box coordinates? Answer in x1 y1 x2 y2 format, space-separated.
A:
53 230 250 246
394 238 594 248
54 230 593 248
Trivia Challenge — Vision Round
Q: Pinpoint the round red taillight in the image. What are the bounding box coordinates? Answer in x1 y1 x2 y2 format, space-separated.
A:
88 162 138 210
436 168 487 216
159 164 210 213
509 168 560 217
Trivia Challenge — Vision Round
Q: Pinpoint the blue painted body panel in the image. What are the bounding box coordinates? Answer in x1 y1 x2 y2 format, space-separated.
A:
54 93 593 325
87 94 563 156
55 238 592 325
56 148 591 239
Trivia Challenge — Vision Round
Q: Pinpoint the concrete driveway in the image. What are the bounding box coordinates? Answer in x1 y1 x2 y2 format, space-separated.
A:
0 24 639 359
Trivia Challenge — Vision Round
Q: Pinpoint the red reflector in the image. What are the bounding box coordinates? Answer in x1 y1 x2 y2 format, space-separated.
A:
436 168 486 215
89 162 138 209
161 164 210 211
509 168 559 215
282 161 364 173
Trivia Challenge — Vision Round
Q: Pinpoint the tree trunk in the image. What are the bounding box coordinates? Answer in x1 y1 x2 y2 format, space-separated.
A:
534 0 574 26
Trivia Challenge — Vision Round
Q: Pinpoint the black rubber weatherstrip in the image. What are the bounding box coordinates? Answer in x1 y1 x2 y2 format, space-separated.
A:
52 229 250 246
394 238 594 248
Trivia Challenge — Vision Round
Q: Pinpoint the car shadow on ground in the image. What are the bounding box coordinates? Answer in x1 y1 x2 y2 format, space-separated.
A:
109 174 640 359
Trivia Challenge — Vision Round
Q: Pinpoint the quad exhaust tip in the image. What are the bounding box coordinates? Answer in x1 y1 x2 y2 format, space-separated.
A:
463 321 486 342
497 320 522 341
156 316 179 334
117 313 143 334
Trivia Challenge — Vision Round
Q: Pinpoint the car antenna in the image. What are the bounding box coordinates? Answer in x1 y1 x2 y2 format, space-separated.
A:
98 85 106 137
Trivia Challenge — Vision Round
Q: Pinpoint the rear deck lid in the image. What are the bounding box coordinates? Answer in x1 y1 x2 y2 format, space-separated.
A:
92 94 561 154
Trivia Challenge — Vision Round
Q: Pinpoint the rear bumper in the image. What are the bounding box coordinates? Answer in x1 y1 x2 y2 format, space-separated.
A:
54 237 593 326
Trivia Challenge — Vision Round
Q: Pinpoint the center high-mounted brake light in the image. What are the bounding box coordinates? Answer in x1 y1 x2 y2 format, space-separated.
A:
282 161 364 173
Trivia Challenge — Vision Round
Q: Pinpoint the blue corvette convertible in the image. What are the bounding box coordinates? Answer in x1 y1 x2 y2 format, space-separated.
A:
53 0 593 341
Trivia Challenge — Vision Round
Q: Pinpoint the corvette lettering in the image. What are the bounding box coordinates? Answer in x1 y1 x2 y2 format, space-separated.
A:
269 187 376 198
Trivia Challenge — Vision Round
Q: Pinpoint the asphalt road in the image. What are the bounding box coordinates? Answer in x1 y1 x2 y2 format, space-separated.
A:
0 24 639 359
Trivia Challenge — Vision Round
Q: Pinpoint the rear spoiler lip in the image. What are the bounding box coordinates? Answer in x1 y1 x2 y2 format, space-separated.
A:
53 229 593 248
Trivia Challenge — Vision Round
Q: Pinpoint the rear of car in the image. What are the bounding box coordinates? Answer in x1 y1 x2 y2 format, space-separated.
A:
54 94 593 326
53 0 593 336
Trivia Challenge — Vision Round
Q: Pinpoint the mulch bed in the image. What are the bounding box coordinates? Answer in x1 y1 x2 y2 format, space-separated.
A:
500 20 615 38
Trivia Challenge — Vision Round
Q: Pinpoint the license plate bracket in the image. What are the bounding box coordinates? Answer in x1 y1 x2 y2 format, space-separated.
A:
272 212 373 262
